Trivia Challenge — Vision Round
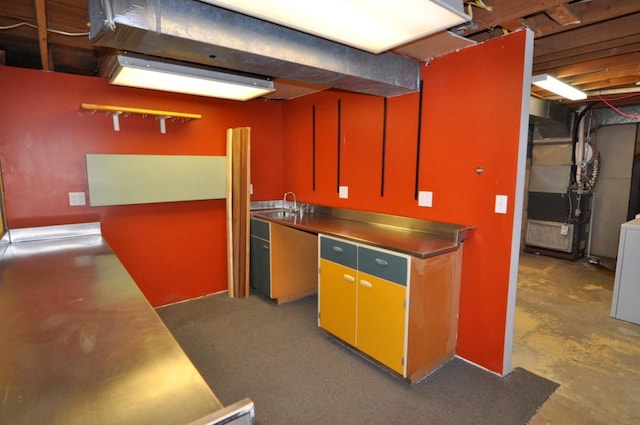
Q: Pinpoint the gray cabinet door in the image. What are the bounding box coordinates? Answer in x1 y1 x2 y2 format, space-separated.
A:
250 235 271 297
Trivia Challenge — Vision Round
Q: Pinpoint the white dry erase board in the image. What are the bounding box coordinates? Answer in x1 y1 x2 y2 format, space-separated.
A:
86 154 226 206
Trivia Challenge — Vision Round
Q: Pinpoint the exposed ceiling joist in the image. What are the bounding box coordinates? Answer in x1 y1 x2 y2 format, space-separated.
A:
0 0 638 106
580 75 640 92
457 0 573 37
553 52 640 79
524 0 640 37
533 36 640 70
534 13 640 57
34 0 52 71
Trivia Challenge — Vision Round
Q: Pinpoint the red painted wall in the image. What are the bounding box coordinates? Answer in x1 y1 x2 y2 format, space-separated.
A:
0 66 284 306
281 31 530 374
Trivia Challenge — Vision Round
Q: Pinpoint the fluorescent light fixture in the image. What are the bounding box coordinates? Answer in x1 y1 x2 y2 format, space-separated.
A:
201 0 470 54
108 53 275 101
531 74 587 101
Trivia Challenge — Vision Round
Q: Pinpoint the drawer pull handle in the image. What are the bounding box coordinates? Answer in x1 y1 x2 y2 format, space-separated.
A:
374 258 388 266
360 280 373 288
262 244 269 250
332 246 344 253
343 274 355 282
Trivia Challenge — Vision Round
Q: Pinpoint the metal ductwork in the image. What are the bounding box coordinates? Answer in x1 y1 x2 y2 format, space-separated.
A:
529 96 572 139
88 0 421 98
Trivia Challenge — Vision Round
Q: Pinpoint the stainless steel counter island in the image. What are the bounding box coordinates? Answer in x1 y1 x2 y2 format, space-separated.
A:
0 223 250 425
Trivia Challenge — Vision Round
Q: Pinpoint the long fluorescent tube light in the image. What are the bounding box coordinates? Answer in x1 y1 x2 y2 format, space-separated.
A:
200 0 470 54
109 53 275 101
531 74 587 101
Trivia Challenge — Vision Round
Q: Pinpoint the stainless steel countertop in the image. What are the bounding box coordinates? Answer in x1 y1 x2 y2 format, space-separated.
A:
0 223 223 425
252 208 471 258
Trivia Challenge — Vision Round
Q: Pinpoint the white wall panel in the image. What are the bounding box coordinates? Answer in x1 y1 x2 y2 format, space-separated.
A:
86 154 226 206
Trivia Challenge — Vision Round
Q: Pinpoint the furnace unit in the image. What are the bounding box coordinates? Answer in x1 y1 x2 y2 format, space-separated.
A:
525 137 596 260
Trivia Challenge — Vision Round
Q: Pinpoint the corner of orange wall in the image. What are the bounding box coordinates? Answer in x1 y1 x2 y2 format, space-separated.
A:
418 29 531 373
280 30 531 374
0 66 285 306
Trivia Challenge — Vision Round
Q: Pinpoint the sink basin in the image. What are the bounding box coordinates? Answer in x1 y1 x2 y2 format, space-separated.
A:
251 200 312 221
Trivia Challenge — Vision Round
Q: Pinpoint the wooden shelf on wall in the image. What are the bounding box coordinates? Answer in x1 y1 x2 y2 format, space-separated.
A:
80 103 202 134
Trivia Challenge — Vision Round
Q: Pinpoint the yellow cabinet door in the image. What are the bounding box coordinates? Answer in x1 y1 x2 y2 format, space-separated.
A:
356 271 407 374
319 258 357 346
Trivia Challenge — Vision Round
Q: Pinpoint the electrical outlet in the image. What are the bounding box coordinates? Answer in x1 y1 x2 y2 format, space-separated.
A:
339 186 349 199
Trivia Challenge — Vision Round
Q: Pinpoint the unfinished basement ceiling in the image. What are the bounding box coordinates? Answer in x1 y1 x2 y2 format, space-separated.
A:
0 0 639 104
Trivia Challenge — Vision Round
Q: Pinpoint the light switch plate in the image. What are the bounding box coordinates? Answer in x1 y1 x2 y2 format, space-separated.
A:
249 183 253 195
418 191 433 207
69 192 86 206
339 186 349 199
495 195 508 214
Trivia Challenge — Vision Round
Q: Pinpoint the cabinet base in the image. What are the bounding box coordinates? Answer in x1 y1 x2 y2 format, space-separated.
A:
407 352 455 385
321 328 453 385
250 288 317 305
274 288 318 305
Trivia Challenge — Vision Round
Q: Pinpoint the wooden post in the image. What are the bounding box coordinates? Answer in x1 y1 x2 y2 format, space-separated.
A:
226 127 251 298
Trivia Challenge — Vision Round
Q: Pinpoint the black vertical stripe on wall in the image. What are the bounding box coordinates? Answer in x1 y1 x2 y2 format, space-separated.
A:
312 105 316 191
337 99 342 193
381 97 388 197
414 80 424 200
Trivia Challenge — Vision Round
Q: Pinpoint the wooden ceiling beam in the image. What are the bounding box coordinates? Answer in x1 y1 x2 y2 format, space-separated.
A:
46 0 91 32
579 76 640 92
534 34 640 69
459 0 573 37
34 0 53 71
534 43 640 76
45 31 91 49
1 2 36 20
534 14 640 57
44 1 91 49
527 1 640 38
553 52 640 79
569 64 640 85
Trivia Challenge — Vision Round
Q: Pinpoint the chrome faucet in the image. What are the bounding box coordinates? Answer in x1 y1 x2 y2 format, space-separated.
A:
283 191 297 213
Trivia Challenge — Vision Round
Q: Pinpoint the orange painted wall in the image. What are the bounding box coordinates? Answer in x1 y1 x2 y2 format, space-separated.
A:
282 30 530 374
0 66 284 306
0 29 529 373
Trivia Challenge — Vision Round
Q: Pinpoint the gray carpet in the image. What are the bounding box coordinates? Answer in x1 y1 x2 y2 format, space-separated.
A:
157 293 558 425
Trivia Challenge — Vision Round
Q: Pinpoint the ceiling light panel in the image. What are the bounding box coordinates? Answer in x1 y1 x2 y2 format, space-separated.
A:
531 74 587 101
109 53 275 101
200 0 469 54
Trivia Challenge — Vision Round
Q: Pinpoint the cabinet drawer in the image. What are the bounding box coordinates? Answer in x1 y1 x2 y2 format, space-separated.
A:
320 236 357 269
358 246 408 286
250 218 270 240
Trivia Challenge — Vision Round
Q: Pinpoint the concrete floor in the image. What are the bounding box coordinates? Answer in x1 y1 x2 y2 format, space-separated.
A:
513 253 640 425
